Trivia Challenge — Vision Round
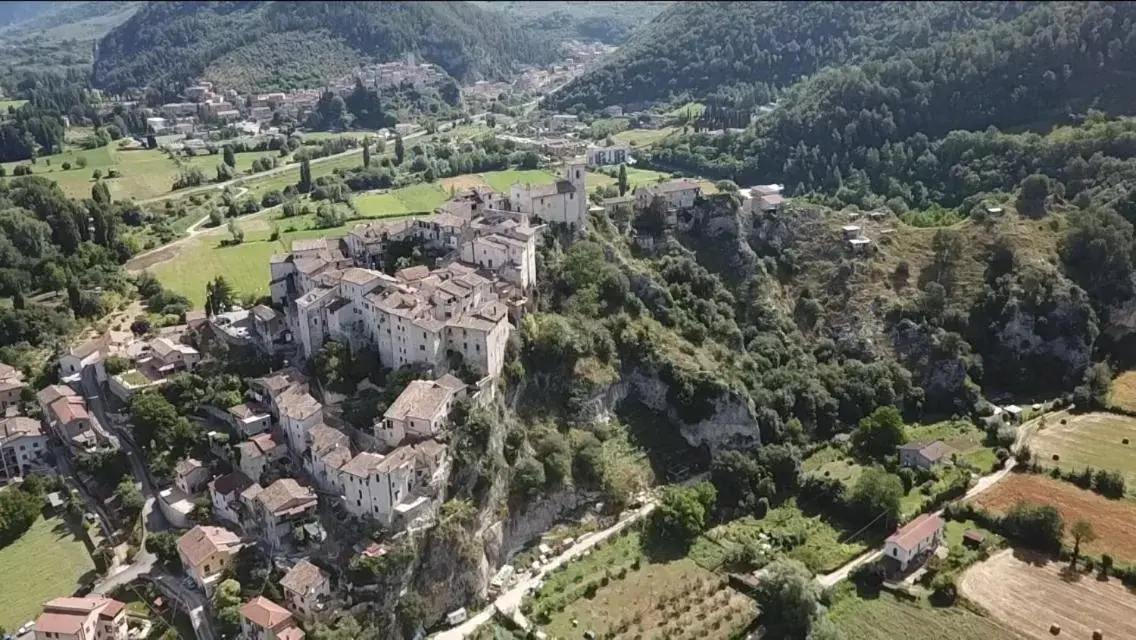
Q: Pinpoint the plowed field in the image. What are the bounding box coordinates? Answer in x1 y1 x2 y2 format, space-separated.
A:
970 473 1136 562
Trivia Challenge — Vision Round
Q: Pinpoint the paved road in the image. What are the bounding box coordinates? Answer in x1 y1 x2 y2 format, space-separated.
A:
152 572 217 640
432 500 659 640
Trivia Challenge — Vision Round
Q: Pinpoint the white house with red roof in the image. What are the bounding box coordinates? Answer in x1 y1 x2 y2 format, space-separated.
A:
883 513 945 571
32 596 128 640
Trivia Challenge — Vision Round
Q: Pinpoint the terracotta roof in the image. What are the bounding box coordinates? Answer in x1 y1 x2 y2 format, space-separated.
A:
886 513 944 552
339 267 383 286
278 388 322 420
37 384 76 406
396 265 430 282
239 432 282 459
228 402 270 421
280 559 328 596
900 440 953 462
36 596 126 633
250 305 279 322
640 178 702 195
177 525 241 569
384 380 460 424
98 599 126 618
375 445 417 474
256 479 317 515
239 596 294 630
0 363 20 379
0 416 43 440
339 452 385 478
49 395 89 424
175 458 204 477
309 423 349 455
278 627 306 640
210 471 254 496
291 238 330 253
33 612 85 635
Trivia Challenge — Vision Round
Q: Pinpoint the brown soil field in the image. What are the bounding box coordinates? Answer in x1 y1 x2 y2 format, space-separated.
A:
1111 370 1136 412
961 549 1136 640
438 173 491 192
970 473 1136 562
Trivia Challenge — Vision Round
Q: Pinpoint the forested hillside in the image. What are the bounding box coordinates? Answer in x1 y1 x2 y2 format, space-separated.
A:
92 1 554 96
546 1 1032 111
648 2 1136 209
472 1 671 47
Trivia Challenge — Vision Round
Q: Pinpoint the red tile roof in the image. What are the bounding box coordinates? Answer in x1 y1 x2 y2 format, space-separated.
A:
239 596 293 630
886 513 944 552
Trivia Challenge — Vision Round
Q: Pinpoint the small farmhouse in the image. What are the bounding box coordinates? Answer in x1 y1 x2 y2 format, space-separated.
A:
883 513 945 572
898 441 952 470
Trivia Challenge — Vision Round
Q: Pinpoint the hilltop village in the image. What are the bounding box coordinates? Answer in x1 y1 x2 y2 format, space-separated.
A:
11 159 725 639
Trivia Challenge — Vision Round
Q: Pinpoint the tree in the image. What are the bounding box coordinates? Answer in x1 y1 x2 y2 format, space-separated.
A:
93 545 115 572
1074 361 1112 409
222 145 236 168
617 163 628 196
298 157 312 193
751 559 823 639
852 406 907 460
1002 501 1064 551
394 133 405 166
646 481 717 548
213 578 243 638
115 478 143 518
362 140 371 168
226 218 244 245
849 468 904 528
145 531 183 570
205 276 235 316
1069 519 1096 569
91 181 111 205
710 450 773 509
1018 173 1051 217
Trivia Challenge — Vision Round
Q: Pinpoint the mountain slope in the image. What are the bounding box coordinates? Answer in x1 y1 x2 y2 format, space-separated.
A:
472 1 671 46
546 1 1032 111
92 1 554 95
647 2 1136 207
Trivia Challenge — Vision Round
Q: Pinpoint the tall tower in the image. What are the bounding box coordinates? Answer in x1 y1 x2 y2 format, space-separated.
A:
564 158 588 230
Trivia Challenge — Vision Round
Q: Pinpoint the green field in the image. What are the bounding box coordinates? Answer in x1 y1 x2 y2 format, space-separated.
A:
802 445 864 485
907 420 999 472
0 515 96 630
827 585 1020 640
177 150 276 177
613 127 677 147
690 499 870 574
531 530 757 640
0 145 186 202
0 99 28 112
1030 411 1136 488
481 168 557 193
145 181 450 304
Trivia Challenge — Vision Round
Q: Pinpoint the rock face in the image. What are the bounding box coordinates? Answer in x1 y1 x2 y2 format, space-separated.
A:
973 268 1099 392
579 367 761 453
